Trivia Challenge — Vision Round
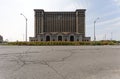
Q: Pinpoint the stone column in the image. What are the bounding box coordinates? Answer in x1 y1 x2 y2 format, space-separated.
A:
76 11 78 33
34 11 37 37
41 11 44 33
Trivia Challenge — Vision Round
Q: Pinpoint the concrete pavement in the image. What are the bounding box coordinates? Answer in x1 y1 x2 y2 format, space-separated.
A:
0 46 120 79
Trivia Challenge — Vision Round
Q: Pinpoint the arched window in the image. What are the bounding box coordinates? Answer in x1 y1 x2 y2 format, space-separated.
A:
46 36 50 41
70 36 74 41
58 36 62 41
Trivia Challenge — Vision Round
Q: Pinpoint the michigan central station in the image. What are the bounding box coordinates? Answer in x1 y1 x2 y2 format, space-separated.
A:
29 9 90 42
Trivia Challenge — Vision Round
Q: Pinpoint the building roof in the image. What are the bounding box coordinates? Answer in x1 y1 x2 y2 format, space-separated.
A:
34 9 86 12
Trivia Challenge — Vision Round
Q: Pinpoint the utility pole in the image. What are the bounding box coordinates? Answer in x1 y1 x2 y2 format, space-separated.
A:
94 17 99 41
20 13 27 42
111 32 113 41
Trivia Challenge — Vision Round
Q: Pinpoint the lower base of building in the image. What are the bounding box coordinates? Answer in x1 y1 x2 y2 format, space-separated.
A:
29 32 90 42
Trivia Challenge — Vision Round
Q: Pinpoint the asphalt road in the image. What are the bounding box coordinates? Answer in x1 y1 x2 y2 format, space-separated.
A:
0 45 120 79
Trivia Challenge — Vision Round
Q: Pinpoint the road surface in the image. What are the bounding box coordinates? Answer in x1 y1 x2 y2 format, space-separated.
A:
0 45 120 79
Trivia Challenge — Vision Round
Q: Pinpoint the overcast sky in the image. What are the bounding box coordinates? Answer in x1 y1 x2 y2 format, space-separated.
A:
0 0 120 41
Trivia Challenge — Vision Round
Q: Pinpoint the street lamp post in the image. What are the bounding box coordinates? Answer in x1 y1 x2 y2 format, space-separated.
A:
20 13 27 42
94 17 99 41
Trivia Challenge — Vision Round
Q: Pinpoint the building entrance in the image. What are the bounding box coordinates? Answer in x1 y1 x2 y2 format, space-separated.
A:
46 36 50 41
70 36 74 41
58 36 62 41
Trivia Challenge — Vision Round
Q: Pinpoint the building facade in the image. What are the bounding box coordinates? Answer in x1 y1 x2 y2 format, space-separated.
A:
0 35 3 43
30 9 90 41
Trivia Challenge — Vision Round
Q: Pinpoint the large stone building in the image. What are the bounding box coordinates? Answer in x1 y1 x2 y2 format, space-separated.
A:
29 9 90 41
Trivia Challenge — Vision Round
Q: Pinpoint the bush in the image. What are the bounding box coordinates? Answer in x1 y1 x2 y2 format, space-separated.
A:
7 41 117 46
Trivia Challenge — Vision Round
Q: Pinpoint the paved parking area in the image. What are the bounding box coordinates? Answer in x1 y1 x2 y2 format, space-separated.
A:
0 46 120 79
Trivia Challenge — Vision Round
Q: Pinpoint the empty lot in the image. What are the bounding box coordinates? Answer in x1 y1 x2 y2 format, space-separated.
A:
0 46 120 79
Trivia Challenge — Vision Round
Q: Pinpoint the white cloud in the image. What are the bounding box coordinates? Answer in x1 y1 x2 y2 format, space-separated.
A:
97 17 120 26
63 2 85 11
114 0 120 6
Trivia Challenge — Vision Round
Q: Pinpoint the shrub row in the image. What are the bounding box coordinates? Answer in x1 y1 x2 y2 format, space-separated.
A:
7 41 117 46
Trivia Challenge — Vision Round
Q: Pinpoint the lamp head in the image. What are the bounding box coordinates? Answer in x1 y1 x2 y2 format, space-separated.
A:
20 13 23 15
